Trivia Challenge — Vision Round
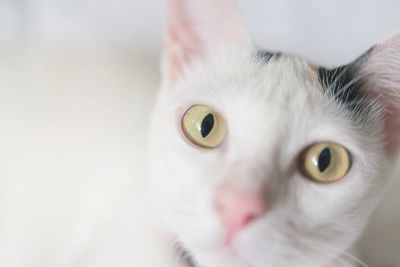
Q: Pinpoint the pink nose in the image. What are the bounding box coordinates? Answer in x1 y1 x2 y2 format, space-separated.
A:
214 184 266 245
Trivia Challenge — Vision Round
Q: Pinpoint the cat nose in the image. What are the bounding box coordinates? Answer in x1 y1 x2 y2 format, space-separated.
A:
214 183 266 245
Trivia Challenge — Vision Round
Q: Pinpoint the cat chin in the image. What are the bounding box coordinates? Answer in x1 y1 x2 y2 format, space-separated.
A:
171 227 354 267
170 229 249 267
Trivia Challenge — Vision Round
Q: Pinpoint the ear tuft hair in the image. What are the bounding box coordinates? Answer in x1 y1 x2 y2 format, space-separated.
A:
162 0 251 87
355 30 400 156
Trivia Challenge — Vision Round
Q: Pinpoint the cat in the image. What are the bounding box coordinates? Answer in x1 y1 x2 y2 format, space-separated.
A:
146 0 400 266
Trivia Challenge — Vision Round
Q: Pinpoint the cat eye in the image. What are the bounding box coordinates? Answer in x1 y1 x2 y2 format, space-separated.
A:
181 105 227 148
299 142 351 183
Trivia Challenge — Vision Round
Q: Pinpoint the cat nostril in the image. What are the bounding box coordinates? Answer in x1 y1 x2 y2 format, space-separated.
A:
214 183 267 245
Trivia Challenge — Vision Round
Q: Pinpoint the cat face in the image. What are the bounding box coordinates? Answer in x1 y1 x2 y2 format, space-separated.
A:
147 1 400 266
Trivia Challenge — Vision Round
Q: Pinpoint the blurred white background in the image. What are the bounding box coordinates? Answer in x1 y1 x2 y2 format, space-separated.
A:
0 1 400 267
1 0 400 64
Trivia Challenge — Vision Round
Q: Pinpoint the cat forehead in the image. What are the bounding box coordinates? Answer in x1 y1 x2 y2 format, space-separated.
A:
162 50 361 149
168 47 376 130
170 49 326 114
162 48 380 151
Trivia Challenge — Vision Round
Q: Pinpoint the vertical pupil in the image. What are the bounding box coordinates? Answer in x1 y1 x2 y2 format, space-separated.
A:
318 147 331 173
201 113 214 138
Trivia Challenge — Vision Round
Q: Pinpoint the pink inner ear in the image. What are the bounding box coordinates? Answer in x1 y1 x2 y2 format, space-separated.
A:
162 0 250 85
164 9 203 83
384 104 400 156
358 30 400 156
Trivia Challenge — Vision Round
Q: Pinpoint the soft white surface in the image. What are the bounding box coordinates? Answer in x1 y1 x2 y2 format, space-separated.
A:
0 47 163 266
0 1 400 266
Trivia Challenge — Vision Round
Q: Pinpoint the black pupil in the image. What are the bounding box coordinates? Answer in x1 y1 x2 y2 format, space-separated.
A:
318 148 331 173
201 113 214 138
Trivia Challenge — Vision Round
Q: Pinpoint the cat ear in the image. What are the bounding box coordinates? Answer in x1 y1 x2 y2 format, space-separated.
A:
162 0 251 87
355 30 400 156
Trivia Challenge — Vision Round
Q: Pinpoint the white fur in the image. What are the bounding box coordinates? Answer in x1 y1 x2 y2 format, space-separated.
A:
147 1 400 266
147 46 392 266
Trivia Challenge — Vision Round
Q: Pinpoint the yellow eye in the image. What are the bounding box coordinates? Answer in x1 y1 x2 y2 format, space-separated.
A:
299 142 351 183
181 105 227 148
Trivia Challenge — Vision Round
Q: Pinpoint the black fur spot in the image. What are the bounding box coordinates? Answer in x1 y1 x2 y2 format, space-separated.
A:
255 50 282 63
177 245 201 267
317 65 365 110
316 47 374 113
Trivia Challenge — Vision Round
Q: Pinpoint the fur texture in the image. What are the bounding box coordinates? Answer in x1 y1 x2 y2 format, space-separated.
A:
147 1 400 266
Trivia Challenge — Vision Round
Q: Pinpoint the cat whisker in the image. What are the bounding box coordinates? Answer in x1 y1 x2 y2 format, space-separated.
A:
298 238 370 267
296 239 354 267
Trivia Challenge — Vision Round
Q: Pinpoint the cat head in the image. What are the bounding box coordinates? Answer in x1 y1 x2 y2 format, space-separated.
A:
147 0 400 266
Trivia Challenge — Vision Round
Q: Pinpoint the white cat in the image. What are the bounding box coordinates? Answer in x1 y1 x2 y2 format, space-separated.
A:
146 0 400 266
1 2 399 267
